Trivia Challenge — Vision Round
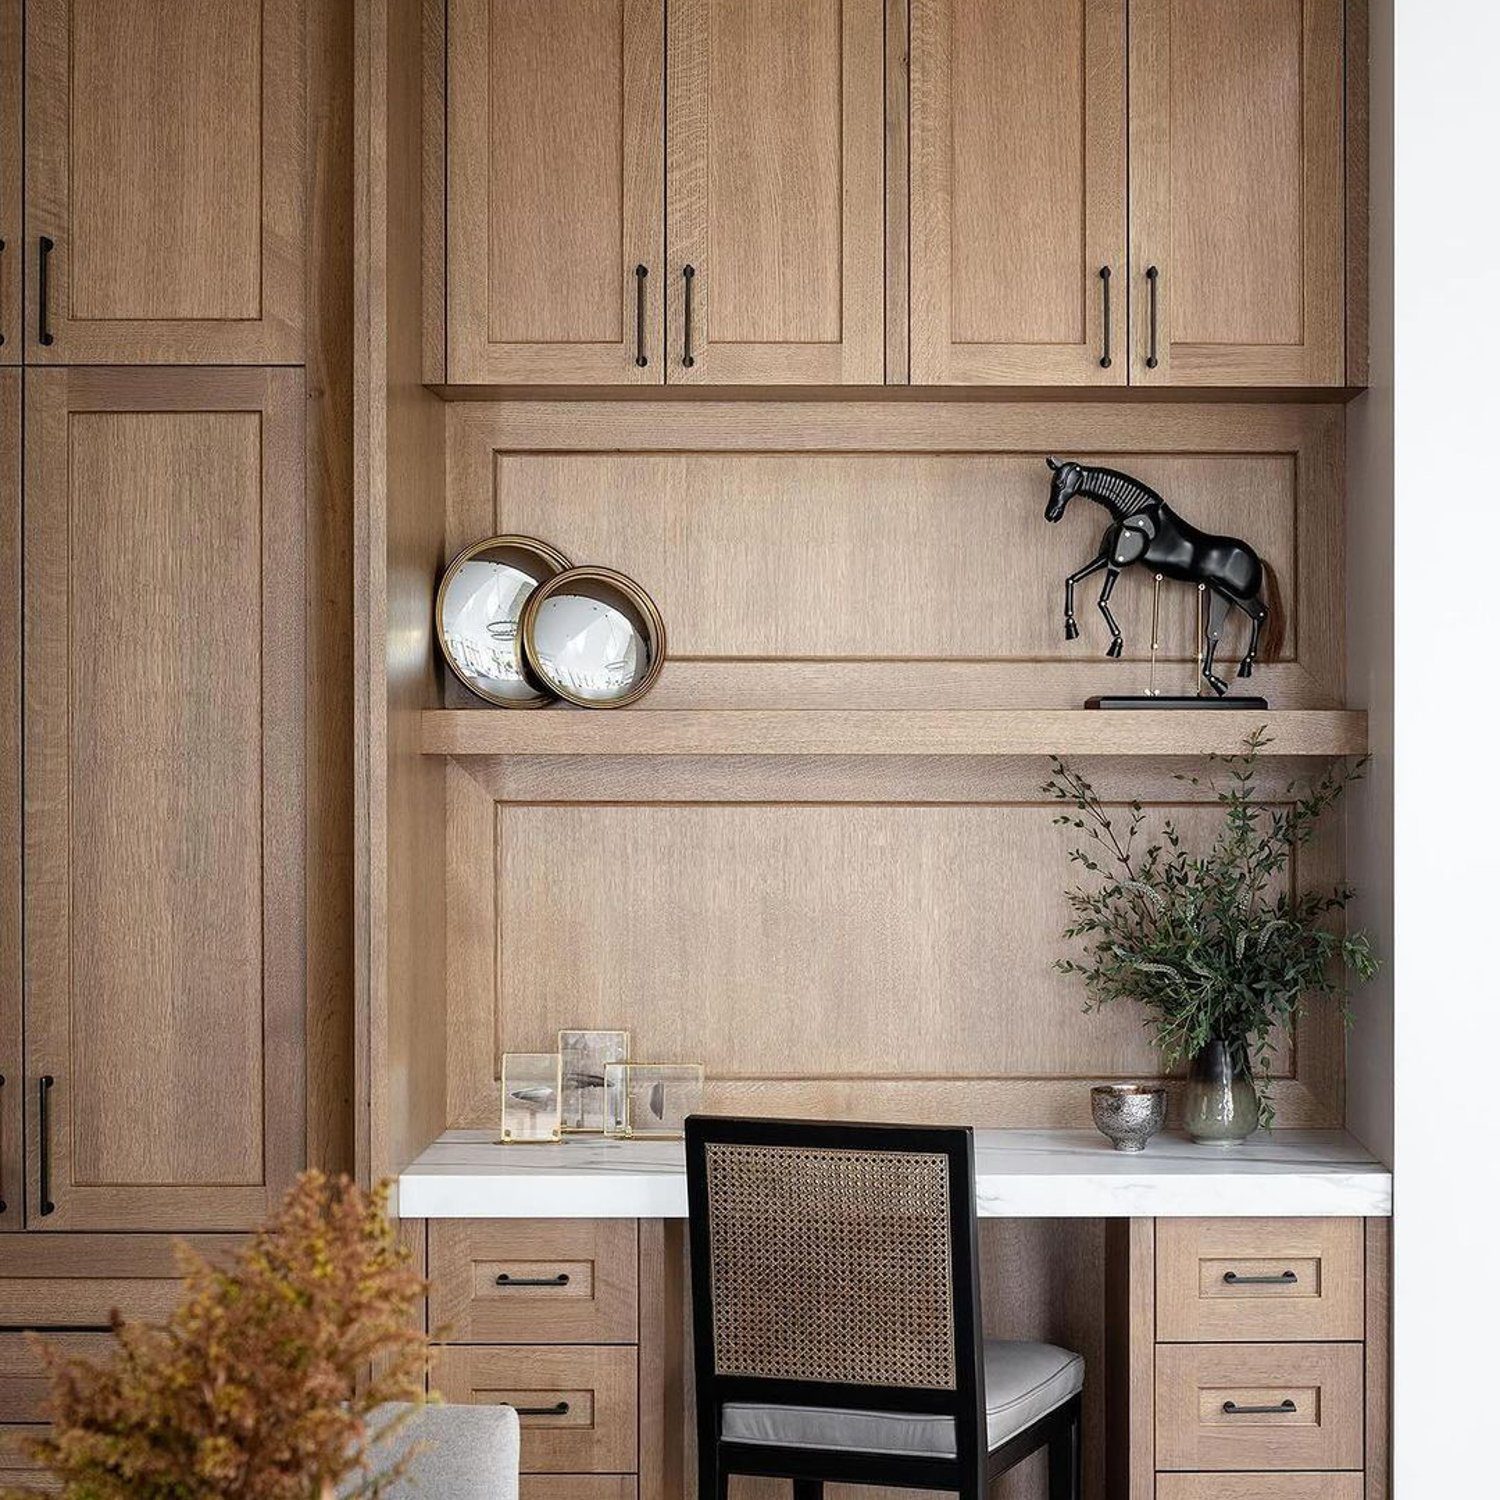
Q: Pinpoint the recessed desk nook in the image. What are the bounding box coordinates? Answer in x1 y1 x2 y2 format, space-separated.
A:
362 2 1390 1499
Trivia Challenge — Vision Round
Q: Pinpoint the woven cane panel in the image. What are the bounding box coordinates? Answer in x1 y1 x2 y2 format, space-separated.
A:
704 1142 957 1389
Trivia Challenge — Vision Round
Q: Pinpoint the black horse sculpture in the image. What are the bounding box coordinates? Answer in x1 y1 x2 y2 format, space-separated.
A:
1044 457 1281 696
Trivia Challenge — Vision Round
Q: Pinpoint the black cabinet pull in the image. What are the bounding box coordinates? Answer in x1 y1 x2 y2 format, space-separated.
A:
495 1272 571 1288
38 1075 55 1216
1222 1398 1297 1416
1223 1269 1298 1286
38 237 54 347
634 265 649 367
1098 266 1112 368
681 265 696 367
1144 264 1159 369
515 1401 570 1418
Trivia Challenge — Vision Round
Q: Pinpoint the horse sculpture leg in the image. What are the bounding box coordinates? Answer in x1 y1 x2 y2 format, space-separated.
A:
1235 597 1269 678
1201 589 1233 696
1097 567 1125 658
1063 549 1109 641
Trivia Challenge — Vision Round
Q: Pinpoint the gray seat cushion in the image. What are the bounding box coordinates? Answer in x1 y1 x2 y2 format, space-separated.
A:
337 1402 521 1499
721 1340 1083 1459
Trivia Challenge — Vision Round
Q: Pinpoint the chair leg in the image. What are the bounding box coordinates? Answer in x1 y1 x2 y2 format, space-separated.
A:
1047 1403 1081 1500
699 1448 728 1500
792 1483 823 1500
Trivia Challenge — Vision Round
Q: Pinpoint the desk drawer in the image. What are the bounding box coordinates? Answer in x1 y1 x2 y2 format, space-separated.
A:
1 1424 62 1494
431 1344 636 1473
1155 1343 1363 1472
1157 1219 1364 1342
0 1334 114 1424
522 1479 637 1500
430 1221 638 1343
1158 1477 1362 1500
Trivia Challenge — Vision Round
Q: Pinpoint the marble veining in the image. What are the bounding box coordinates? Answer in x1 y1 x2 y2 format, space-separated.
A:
397 1127 1392 1220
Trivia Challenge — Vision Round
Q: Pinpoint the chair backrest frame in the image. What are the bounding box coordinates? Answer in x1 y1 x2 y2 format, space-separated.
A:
685 1116 988 1485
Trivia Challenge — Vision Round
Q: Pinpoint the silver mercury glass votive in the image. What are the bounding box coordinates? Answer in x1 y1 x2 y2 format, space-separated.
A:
1090 1083 1168 1152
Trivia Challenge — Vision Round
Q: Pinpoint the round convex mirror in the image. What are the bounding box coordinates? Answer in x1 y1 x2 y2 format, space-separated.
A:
436 536 572 707
520 566 666 709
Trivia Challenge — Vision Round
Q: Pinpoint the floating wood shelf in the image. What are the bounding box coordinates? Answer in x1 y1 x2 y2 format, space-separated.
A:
421 708 1367 758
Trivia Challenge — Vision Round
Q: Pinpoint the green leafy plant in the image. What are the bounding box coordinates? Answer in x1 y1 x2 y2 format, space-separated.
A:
4 1172 431 1500
1043 728 1378 1120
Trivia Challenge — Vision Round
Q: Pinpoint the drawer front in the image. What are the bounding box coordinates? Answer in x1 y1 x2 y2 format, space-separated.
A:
1 1424 61 1491
1155 1342 1363 1472
1157 1218 1364 1342
522 1478 637 1500
431 1344 637 1474
430 1221 638 1344
1158 1477 1362 1500
0 1234 245 1330
0 1333 114 1424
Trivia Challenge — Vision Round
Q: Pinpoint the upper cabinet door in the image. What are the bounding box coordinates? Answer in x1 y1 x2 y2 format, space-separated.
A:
666 0 884 384
447 0 665 385
0 2 19 364
909 0 1127 385
1129 0 1345 386
24 368 305 1231
24 0 305 364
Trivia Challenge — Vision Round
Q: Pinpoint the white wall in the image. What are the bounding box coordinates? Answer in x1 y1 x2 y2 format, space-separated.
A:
1386 0 1500 1488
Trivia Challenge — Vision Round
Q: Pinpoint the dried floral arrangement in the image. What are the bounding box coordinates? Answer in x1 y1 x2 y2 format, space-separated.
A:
3 1172 430 1500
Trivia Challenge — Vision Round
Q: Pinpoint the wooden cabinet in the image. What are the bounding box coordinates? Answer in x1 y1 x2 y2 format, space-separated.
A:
22 368 305 1231
446 0 885 385
0 1 19 362
1129 0 1345 385
666 0 884 384
24 0 305 364
0 374 14 1233
909 0 1126 384
447 0 665 384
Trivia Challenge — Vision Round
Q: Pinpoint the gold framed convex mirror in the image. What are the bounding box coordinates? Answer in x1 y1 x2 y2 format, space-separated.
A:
520 565 666 708
436 535 573 707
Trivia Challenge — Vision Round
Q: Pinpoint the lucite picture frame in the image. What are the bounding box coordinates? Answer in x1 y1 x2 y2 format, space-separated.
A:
500 1052 563 1144
559 1029 630 1133
603 1062 704 1140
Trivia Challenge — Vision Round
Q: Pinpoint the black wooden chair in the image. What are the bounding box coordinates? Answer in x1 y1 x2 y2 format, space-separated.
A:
685 1116 1083 1500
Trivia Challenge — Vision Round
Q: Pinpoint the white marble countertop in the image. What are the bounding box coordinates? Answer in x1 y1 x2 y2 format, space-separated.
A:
397 1127 1392 1220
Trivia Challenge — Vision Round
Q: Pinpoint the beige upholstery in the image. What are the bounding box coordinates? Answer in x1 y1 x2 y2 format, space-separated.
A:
721 1340 1084 1458
338 1402 521 1499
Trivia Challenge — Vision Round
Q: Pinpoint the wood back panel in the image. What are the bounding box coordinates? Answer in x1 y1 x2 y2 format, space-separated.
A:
25 0 304 362
23 368 305 1229
447 400 1344 709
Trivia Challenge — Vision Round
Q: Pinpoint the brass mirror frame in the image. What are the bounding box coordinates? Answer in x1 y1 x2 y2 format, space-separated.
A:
519 564 667 709
435 534 573 708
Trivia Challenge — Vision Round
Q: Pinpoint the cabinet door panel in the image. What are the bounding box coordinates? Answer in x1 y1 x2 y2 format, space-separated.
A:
910 0 1126 384
667 0 884 384
1130 0 1344 385
0 374 14 1232
25 0 304 363
0 1 19 362
23 368 304 1230
448 0 665 384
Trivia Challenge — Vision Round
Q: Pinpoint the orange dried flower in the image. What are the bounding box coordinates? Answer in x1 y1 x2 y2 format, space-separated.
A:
4 1173 430 1500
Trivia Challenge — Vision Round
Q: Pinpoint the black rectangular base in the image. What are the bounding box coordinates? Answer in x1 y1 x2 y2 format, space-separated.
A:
1085 694 1270 710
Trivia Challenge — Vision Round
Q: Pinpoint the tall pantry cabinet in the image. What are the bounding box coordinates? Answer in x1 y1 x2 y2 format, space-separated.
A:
0 0 342 1281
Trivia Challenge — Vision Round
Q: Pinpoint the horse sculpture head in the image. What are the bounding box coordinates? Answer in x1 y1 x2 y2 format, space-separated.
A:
1044 456 1084 523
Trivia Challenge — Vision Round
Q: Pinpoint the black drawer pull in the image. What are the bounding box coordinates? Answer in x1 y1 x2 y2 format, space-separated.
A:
1144 264 1159 369
38 237 54 347
1222 1399 1297 1416
681 264 696 367
495 1272 570 1288
1098 265 1112 368
1223 1269 1298 1286
633 264 649 367
515 1401 570 1418
38 1075 56 1215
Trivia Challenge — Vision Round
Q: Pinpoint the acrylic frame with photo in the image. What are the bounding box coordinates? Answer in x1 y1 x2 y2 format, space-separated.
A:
558 1029 630 1133
500 1052 563 1144
603 1062 704 1140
